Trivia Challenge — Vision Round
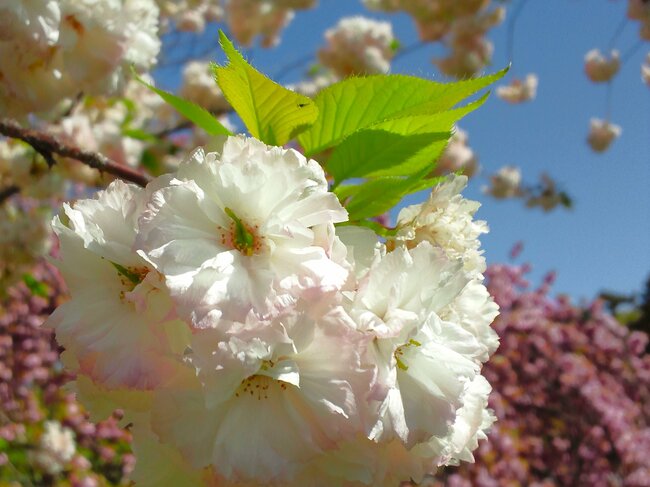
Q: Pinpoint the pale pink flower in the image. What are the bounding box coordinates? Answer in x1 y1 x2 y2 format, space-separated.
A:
584 49 620 83
483 165 523 199
136 136 349 327
496 74 538 104
587 118 622 152
318 16 397 77
47 180 191 390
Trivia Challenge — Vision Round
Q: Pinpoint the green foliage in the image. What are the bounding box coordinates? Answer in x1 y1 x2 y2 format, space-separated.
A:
132 69 232 136
327 98 486 185
132 34 502 225
213 31 318 146
297 69 507 157
290 70 505 221
337 174 446 221
22 273 49 298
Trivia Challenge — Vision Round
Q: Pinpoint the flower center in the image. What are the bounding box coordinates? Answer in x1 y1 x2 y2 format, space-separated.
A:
394 338 421 371
219 207 264 256
234 374 289 401
112 263 148 291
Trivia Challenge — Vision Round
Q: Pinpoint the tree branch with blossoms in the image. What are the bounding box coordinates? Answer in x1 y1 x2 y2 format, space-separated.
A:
0 119 151 188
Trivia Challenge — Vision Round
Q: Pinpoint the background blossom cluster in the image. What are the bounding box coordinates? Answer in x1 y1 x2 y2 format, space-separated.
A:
430 263 650 486
0 260 134 486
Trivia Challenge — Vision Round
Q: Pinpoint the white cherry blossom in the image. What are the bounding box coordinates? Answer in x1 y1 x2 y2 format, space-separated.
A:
395 175 489 276
136 135 349 327
47 180 191 390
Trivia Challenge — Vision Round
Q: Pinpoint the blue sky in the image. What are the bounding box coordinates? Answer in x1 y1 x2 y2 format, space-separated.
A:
155 0 650 302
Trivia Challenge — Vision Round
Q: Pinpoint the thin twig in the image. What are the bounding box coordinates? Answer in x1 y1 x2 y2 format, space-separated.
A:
0 119 151 187
605 81 613 120
607 14 629 51
274 53 315 82
154 120 194 138
506 0 530 68
393 40 429 61
620 39 644 66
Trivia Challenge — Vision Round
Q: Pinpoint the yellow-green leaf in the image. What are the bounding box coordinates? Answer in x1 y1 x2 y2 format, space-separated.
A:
132 69 232 136
214 31 318 146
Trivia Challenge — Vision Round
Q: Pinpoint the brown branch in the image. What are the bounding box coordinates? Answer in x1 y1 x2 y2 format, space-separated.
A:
0 185 20 204
0 118 151 187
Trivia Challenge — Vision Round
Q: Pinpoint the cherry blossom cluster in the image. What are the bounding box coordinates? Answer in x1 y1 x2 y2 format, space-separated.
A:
318 16 397 77
0 261 134 485
157 0 224 33
584 49 621 83
0 201 53 291
496 74 539 104
628 0 650 41
225 0 317 48
47 135 500 485
483 168 571 213
429 263 650 486
180 61 231 114
0 0 161 118
51 76 168 175
289 15 398 97
430 127 479 179
587 118 622 153
483 166 523 200
0 140 66 201
43 72 230 182
363 0 505 78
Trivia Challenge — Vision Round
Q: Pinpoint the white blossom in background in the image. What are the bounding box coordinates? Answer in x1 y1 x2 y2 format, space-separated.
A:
435 7 505 79
0 140 31 189
642 53 650 86
287 73 338 98
49 75 168 180
363 0 496 43
0 203 53 290
29 421 76 475
48 134 499 485
180 61 231 113
156 0 224 33
318 16 396 77
587 118 622 152
584 49 620 83
628 0 650 40
225 0 317 48
431 127 479 178
1 140 65 199
496 74 538 104
0 0 161 117
363 0 503 78
483 165 523 199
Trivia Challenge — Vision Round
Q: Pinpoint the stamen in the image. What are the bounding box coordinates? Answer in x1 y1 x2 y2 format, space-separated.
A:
219 207 265 255
394 339 422 371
